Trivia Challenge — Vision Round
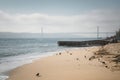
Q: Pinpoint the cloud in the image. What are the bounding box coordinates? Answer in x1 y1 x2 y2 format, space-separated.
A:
0 9 120 36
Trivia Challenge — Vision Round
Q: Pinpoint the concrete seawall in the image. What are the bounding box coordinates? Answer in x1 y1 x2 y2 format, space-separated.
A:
58 40 109 47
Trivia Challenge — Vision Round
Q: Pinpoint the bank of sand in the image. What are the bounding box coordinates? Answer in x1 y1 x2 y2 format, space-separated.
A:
7 43 120 80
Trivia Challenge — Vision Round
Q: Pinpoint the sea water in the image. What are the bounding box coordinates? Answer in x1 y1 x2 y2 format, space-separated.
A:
0 38 96 80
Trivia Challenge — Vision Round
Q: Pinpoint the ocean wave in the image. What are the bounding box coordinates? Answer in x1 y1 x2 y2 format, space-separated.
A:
0 75 8 80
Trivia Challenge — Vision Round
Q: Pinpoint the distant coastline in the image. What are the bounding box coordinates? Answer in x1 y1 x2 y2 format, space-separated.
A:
0 32 109 38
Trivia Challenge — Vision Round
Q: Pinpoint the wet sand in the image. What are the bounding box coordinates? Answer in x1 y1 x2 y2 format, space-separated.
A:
7 43 120 80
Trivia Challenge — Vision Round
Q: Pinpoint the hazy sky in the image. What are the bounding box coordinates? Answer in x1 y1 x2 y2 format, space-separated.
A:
0 0 120 34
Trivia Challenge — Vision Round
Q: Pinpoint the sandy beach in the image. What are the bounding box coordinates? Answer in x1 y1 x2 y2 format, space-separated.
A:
7 43 120 80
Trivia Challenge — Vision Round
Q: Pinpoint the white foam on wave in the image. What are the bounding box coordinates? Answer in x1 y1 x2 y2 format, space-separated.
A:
0 75 9 80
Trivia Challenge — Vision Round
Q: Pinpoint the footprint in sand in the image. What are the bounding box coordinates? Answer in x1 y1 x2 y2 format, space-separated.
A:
59 52 61 55
70 53 72 55
76 58 79 61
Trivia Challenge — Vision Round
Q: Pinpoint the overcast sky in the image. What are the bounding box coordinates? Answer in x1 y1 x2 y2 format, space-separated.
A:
0 0 120 34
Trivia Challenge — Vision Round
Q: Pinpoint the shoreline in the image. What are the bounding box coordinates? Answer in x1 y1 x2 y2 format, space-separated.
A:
7 43 120 80
0 50 66 80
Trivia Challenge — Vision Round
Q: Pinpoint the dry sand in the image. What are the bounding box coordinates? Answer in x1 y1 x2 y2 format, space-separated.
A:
7 43 120 80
